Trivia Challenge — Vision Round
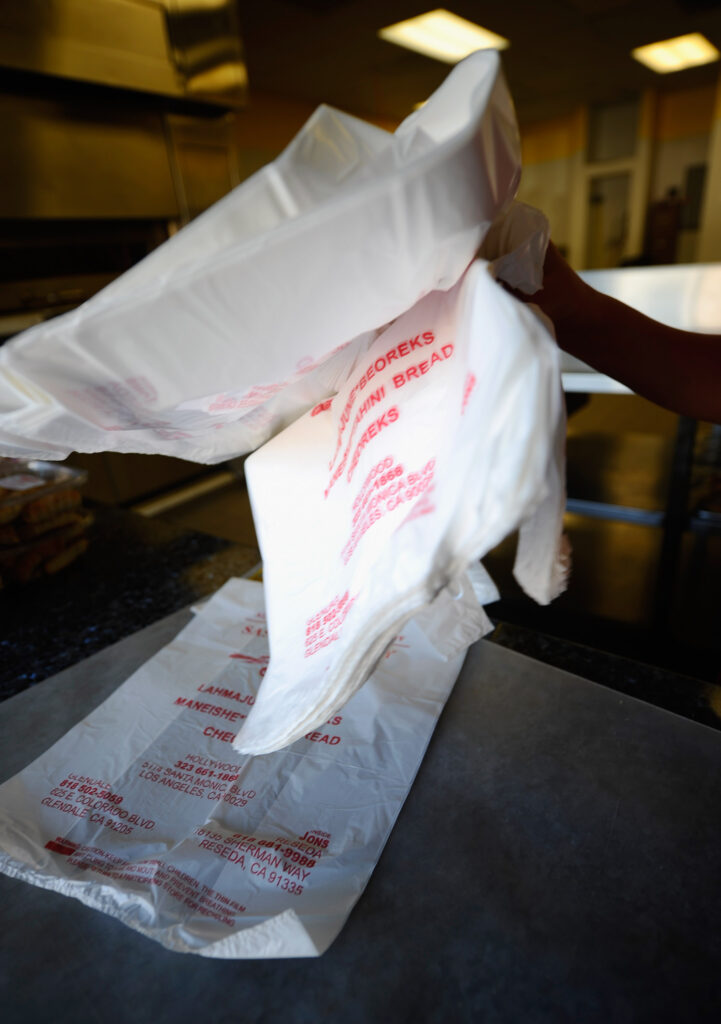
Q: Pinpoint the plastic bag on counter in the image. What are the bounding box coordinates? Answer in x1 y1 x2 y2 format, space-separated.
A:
235 257 567 755
0 50 521 464
0 577 483 958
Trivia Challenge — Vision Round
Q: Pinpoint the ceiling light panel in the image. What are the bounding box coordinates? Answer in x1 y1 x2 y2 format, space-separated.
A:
378 9 509 64
631 33 720 74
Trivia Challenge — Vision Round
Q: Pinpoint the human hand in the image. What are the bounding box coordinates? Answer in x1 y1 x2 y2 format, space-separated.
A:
525 242 597 339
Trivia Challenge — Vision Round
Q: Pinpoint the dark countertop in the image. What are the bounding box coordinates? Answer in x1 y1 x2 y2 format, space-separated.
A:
3 507 721 1021
2 612 721 1023
3 503 720 731
490 621 721 733
0 506 260 702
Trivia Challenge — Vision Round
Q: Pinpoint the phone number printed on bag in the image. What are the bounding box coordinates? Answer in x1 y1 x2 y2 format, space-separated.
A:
341 457 436 564
304 591 357 658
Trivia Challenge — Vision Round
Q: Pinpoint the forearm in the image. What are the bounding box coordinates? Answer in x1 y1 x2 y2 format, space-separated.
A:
528 243 721 423
554 284 721 423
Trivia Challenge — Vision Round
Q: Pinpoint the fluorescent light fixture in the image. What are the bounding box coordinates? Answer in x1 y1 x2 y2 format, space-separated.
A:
631 33 719 74
379 9 509 64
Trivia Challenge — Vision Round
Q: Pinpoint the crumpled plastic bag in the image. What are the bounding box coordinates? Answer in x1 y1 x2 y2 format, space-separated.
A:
0 47 568 761
0 50 521 463
0 577 483 957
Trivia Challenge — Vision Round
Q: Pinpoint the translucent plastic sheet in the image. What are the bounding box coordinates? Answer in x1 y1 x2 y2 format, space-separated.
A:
0 578 482 957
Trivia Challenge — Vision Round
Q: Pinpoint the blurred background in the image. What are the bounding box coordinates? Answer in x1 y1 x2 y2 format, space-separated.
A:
1 1 720 681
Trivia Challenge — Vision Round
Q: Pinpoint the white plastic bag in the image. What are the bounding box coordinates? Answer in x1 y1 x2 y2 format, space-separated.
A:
234 257 567 756
0 577 483 958
0 51 520 464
